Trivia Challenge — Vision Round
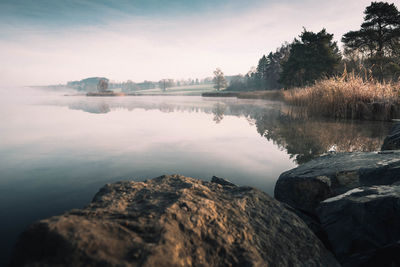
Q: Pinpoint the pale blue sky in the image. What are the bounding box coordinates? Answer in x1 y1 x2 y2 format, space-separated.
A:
0 0 380 86
1 0 280 25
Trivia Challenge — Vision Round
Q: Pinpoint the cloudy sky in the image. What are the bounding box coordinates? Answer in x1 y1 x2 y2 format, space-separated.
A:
0 0 377 86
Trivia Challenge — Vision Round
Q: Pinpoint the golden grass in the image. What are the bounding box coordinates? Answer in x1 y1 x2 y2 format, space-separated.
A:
282 72 400 120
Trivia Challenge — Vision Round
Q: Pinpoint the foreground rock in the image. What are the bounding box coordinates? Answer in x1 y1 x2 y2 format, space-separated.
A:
274 151 400 214
381 122 400 150
274 150 400 266
317 185 400 266
10 175 339 267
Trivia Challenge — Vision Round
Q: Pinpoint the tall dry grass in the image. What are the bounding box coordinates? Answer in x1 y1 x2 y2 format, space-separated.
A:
283 71 400 120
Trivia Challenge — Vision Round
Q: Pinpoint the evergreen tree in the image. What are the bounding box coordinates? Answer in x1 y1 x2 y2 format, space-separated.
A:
264 43 291 90
342 1 400 81
249 43 291 91
245 67 258 90
280 29 341 88
256 55 268 89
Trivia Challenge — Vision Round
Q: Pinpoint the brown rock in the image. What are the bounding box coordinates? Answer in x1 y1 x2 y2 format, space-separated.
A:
10 175 339 267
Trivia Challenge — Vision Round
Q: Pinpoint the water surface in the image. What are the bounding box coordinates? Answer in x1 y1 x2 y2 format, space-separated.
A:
0 87 392 264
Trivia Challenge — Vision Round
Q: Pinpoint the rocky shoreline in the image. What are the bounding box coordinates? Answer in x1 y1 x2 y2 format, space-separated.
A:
8 124 400 266
274 123 400 266
275 151 400 266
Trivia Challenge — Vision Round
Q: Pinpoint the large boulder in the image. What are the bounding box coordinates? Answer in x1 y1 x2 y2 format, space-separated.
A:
10 175 339 267
317 185 400 266
381 122 400 150
274 151 400 214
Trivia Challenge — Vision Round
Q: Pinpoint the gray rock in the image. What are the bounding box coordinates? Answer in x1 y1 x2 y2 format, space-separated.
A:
281 203 332 251
10 175 339 267
381 122 400 151
274 152 400 214
317 185 400 266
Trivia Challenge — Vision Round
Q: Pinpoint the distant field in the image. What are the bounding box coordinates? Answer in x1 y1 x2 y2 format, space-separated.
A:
134 84 215 95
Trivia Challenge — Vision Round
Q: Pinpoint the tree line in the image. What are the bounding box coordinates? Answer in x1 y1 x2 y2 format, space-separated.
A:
226 1 400 91
67 77 214 92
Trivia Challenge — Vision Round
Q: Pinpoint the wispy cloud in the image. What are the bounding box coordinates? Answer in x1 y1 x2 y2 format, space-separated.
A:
0 0 373 86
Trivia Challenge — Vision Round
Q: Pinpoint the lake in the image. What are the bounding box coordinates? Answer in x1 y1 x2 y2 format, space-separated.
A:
0 87 393 264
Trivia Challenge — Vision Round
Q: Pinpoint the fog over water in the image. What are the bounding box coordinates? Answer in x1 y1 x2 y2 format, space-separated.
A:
0 86 393 264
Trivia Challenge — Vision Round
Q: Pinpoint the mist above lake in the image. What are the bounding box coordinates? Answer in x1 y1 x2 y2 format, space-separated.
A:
0 87 392 264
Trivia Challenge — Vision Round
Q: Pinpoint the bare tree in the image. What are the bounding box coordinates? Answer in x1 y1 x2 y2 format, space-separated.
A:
97 79 109 92
213 68 227 91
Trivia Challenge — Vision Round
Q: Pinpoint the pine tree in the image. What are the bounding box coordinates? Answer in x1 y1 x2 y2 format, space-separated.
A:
342 1 400 81
280 29 341 88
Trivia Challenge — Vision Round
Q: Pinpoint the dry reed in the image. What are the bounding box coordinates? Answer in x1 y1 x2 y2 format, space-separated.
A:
283 72 400 120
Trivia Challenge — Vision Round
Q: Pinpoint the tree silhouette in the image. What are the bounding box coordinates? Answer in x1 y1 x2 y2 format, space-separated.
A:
342 2 400 80
213 68 227 91
97 79 109 92
280 28 341 88
159 79 175 92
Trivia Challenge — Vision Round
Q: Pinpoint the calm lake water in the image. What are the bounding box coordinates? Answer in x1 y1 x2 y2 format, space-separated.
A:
0 87 393 264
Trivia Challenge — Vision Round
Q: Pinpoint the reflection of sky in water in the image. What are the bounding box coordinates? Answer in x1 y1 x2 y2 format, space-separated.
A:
0 96 293 192
0 88 393 264
0 90 295 264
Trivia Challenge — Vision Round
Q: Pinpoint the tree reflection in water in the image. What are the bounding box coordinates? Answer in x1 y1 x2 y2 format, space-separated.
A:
255 112 390 164
52 97 391 165
212 103 226 124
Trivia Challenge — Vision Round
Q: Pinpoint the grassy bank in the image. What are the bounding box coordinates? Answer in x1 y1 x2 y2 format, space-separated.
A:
202 92 239 97
283 73 400 120
202 73 400 121
202 90 283 100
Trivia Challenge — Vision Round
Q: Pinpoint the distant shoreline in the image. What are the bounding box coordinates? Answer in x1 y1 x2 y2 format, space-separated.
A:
202 90 283 101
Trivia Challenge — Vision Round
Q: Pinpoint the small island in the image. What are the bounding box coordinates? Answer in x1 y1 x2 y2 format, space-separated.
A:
86 78 126 97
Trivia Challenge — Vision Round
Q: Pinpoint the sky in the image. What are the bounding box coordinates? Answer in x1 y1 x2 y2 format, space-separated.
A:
0 0 384 86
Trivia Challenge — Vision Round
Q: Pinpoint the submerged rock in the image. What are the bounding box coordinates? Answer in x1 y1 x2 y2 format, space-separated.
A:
274 151 400 214
381 122 400 151
317 185 400 266
10 175 339 267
